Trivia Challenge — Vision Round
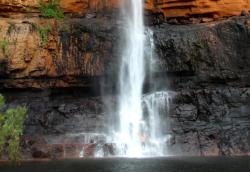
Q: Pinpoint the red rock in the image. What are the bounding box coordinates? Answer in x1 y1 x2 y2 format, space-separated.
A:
0 1 250 89
0 0 249 20
154 0 250 19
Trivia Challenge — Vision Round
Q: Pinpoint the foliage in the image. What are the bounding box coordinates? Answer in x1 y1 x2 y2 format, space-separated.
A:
37 25 52 47
0 94 27 162
0 38 9 58
39 0 64 20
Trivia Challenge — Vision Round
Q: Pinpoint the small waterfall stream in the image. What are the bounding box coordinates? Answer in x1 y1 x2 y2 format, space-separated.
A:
142 91 172 156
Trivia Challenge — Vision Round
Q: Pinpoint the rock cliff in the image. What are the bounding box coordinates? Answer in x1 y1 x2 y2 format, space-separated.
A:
1 0 250 19
0 0 119 16
0 18 118 88
153 17 250 155
154 0 250 19
0 0 250 159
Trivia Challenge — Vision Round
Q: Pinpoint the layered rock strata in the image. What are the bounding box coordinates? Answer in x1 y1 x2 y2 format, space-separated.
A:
154 0 250 19
0 0 250 159
0 0 250 19
1 16 250 158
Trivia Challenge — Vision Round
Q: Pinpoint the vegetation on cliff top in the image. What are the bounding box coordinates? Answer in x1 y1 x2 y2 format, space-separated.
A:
39 0 64 20
0 95 27 162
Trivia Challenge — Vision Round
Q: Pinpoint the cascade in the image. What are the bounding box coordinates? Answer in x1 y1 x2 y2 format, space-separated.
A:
114 0 171 157
117 0 145 157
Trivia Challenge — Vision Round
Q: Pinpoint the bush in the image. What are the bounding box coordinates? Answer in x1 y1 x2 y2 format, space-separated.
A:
0 38 9 58
37 25 52 47
39 0 64 19
0 94 27 162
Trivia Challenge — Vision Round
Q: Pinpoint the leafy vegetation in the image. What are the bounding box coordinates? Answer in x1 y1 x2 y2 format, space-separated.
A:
39 0 64 19
0 94 27 162
37 25 52 47
0 38 9 58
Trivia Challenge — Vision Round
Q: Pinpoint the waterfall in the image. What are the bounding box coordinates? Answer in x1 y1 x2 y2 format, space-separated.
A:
77 0 172 158
142 91 172 155
117 0 145 157
113 0 173 157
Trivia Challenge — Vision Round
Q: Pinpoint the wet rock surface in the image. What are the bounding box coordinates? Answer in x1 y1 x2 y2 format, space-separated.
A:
150 16 250 156
1 87 250 157
1 88 116 159
2 88 107 135
153 16 250 83
168 88 250 156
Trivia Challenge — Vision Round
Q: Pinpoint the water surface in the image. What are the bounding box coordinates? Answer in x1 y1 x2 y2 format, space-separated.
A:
0 157 249 172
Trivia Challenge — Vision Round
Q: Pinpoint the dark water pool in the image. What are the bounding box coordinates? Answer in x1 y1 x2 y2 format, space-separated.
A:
0 157 249 172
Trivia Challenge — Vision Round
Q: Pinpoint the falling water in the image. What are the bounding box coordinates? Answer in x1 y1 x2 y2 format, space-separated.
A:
76 0 173 158
142 91 172 155
116 0 145 157
103 0 173 157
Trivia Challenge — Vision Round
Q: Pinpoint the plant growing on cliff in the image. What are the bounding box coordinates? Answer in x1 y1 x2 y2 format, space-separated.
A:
0 94 27 162
0 38 9 58
37 25 52 47
39 0 64 19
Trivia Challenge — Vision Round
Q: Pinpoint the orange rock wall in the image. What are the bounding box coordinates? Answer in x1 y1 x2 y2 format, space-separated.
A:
0 0 249 19
0 0 119 15
154 0 250 18
0 0 250 89
0 18 111 88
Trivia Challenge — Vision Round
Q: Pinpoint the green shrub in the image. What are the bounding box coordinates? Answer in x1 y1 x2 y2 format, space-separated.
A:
39 0 64 19
0 94 27 162
0 38 9 58
37 25 52 47
0 95 4 107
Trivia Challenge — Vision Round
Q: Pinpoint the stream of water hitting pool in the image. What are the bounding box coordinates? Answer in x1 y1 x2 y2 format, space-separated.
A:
78 0 171 158
116 0 145 156
113 0 171 157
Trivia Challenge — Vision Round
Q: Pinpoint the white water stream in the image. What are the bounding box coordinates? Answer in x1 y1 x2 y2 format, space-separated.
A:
115 0 171 157
78 0 172 158
116 0 145 157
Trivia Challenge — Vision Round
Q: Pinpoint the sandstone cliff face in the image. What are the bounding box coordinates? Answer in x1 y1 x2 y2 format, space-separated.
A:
155 0 250 19
0 18 118 88
1 0 249 19
0 0 119 16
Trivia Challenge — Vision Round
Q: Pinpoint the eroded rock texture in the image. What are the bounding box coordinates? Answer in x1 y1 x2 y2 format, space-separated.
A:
155 0 250 18
0 0 249 20
0 0 119 17
152 17 250 155
0 18 119 88
1 16 249 158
